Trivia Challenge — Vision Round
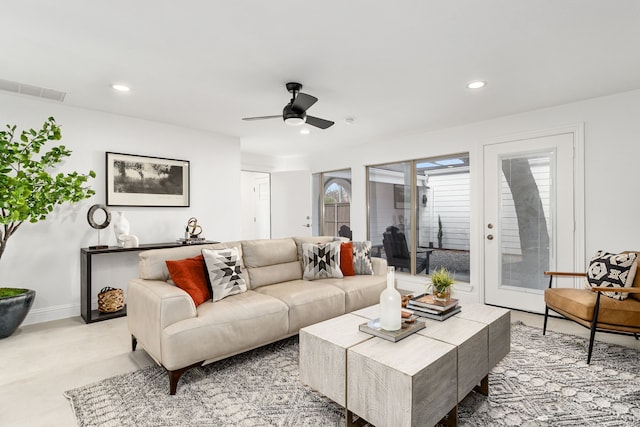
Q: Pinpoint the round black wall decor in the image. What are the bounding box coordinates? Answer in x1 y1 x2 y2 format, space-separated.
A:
87 204 111 229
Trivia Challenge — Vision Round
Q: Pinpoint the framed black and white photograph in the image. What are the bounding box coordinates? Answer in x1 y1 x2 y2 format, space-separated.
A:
106 152 190 207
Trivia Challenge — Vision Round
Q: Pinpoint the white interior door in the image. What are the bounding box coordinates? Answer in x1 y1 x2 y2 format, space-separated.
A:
240 171 271 240
270 170 312 238
484 132 575 313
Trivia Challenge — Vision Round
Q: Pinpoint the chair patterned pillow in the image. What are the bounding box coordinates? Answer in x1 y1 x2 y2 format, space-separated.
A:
353 241 374 275
586 250 638 300
303 242 343 280
202 247 248 302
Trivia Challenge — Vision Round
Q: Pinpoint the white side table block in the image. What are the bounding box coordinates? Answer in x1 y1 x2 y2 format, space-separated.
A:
455 303 511 368
418 316 489 401
347 334 457 427
299 313 372 406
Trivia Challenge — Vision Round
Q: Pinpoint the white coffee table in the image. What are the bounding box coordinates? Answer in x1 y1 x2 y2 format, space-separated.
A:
299 303 510 427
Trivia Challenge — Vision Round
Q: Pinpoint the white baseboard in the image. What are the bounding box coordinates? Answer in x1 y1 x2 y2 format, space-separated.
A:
22 303 80 326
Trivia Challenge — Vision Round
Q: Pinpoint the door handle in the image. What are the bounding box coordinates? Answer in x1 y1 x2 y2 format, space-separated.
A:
302 223 311 228
487 234 494 240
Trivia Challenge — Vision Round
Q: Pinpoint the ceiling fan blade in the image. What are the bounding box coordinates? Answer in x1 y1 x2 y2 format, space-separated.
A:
291 93 317 112
306 116 334 129
242 115 282 121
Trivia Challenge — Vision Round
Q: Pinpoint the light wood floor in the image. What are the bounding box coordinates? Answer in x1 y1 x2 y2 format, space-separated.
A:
0 310 637 427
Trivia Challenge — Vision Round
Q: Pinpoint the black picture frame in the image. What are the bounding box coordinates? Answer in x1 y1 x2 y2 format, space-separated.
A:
106 152 190 207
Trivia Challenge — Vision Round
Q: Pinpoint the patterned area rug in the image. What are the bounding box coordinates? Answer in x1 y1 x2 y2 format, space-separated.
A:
65 322 640 426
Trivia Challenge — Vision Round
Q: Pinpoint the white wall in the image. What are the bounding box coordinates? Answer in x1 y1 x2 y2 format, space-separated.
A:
0 92 242 324
305 89 640 300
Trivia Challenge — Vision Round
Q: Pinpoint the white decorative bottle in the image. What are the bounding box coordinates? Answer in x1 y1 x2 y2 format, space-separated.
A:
380 266 401 331
113 211 130 247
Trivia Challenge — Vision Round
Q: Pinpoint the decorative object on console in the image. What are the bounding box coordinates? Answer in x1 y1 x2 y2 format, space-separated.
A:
429 266 455 302
178 217 206 244
113 211 131 247
166 255 211 306
379 266 401 331
352 241 374 275
106 152 190 207
0 117 95 338
302 242 343 280
202 247 247 302
586 250 637 300
119 235 139 248
97 287 125 313
186 217 203 238
86 204 111 249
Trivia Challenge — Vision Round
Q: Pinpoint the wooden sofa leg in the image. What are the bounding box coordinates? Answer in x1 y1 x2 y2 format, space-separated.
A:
587 292 602 364
167 362 204 395
131 335 137 351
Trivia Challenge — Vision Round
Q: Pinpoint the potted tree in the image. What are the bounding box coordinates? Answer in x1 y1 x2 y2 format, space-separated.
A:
0 117 95 338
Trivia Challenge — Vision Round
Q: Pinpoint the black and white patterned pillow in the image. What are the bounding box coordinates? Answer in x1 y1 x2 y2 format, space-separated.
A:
586 251 638 301
202 247 248 302
302 242 343 280
352 241 374 275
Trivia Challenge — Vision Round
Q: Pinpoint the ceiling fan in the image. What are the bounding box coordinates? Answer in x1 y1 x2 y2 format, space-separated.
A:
242 82 334 129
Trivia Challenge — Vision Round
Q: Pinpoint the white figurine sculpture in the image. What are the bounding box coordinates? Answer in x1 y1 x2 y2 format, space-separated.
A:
119 234 139 248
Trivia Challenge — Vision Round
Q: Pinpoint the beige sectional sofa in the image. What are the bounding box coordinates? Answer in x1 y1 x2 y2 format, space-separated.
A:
127 236 387 394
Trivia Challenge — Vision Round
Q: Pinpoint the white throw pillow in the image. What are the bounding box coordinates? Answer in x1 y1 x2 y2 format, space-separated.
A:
202 247 248 302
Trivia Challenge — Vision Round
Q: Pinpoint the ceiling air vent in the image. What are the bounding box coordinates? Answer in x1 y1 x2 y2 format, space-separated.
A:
0 78 66 102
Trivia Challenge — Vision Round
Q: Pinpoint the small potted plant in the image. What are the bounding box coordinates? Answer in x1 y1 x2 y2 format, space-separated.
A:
0 117 95 338
429 266 454 302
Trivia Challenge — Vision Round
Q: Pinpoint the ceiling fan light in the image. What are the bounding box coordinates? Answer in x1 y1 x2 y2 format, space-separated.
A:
285 117 305 126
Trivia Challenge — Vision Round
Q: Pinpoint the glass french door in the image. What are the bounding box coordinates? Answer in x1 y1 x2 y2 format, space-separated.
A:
484 132 575 313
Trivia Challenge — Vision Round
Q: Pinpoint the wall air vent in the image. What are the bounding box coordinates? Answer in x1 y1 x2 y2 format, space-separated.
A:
0 78 66 102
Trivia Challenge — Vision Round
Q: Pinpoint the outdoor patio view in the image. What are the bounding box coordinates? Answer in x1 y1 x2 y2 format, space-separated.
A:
367 155 471 282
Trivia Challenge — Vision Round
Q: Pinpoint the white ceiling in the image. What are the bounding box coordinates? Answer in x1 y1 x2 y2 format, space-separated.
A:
3 1 640 158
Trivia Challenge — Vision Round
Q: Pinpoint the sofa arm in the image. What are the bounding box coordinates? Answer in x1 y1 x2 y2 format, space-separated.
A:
371 257 388 276
127 278 197 363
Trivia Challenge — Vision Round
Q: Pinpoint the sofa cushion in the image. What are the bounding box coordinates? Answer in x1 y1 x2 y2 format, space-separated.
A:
586 251 637 300
139 243 227 281
340 242 355 276
242 238 301 289
202 247 248 301
255 280 345 333
160 291 290 370
353 241 374 275
302 241 343 280
322 275 386 312
165 255 211 306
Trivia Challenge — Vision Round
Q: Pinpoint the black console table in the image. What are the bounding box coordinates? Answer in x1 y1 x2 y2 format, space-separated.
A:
80 241 216 323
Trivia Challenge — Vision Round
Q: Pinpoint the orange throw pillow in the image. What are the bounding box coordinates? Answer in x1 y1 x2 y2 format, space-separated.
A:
340 242 355 276
166 255 211 306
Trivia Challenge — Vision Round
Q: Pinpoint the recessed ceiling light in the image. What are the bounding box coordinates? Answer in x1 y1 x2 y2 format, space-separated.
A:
345 117 355 125
300 128 310 135
466 81 486 89
111 84 131 92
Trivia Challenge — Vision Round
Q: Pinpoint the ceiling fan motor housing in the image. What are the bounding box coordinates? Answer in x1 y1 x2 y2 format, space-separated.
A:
283 103 306 125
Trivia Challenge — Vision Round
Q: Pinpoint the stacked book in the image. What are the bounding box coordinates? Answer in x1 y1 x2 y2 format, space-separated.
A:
404 293 461 321
177 237 207 245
